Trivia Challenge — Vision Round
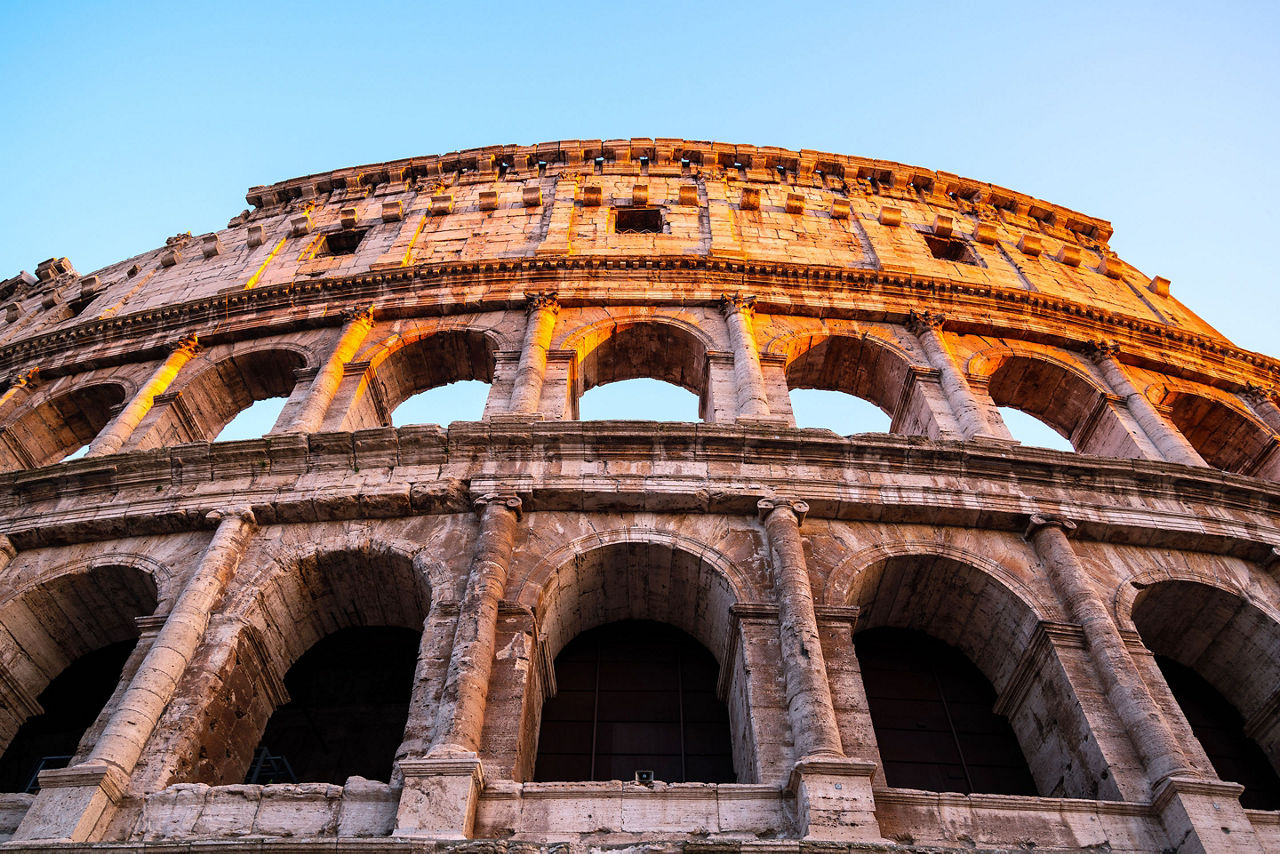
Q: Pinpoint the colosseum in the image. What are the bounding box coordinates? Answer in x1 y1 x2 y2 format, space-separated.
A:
0 138 1276 853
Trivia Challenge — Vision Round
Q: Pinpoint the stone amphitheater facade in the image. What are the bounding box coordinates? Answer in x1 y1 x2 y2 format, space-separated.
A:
0 139 1277 853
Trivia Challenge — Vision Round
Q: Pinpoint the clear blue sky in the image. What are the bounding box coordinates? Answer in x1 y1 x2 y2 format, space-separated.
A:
3 1 1277 442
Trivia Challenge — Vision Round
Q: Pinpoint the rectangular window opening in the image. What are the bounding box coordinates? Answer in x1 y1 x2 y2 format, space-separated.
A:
322 228 369 256
923 233 977 265
615 207 664 235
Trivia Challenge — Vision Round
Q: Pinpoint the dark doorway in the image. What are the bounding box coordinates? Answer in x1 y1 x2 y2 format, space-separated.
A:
248 626 419 785
856 627 1037 795
0 639 135 793
534 620 734 783
1156 655 1280 810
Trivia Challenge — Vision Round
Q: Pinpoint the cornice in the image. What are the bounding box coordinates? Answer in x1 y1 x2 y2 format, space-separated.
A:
4 256 1278 392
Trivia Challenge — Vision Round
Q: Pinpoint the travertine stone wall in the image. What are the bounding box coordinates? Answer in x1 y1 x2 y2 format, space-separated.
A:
0 140 1277 853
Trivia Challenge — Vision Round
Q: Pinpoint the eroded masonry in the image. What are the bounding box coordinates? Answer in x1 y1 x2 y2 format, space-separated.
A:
0 139 1277 853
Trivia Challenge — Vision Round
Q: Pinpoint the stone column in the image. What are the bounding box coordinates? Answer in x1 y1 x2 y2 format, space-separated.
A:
14 507 256 843
1026 515 1190 785
1244 383 1280 436
907 311 1000 440
721 293 771 419
506 293 559 416
86 336 200 457
398 493 521 839
1087 341 1206 467
287 306 375 433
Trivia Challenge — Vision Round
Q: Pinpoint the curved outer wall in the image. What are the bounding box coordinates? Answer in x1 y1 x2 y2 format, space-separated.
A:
0 139 1277 852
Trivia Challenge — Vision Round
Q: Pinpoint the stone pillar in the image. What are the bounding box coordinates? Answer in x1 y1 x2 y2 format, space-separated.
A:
907 311 1000 440
506 293 559 416
1087 341 1206 467
287 306 375 434
1244 383 1280 436
757 499 882 843
86 336 200 458
397 493 520 839
14 507 256 843
721 293 771 419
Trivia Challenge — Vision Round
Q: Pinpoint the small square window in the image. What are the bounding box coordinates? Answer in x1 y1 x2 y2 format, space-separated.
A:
615 207 664 235
923 234 977 265
321 228 369 256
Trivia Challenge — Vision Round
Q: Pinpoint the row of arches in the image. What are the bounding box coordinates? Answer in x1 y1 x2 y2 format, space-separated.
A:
0 539 1276 813
2 316 1275 477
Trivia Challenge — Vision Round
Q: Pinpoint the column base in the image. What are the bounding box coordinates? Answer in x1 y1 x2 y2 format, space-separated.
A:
1152 776 1260 854
393 755 484 840
786 756 883 843
11 763 126 843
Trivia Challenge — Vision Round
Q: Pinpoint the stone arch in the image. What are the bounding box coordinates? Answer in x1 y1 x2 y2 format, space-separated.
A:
779 330 917 422
1153 385 1278 477
0 381 127 470
342 327 499 429
176 541 433 786
835 543 1111 799
968 346 1137 456
1127 578 1280 804
518 529 754 782
561 316 712 417
0 563 158 783
134 346 309 448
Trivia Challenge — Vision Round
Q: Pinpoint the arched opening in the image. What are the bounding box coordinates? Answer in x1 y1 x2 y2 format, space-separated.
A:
1163 392 1276 477
0 564 158 792
856 627 1036 796
0 640 135 792
347 330 495 430
985 355 1138 457
848 553 1111 799
392 379 491 427
213 396 287 442
173 546 430 787
1131 580 1280 807
572 322 708 422
784 334 908 434
1154 656 1280 810
996 406 1074 452
578 378 700 422
0 383 126 470
136 349 305 449
527 539 747 782
534 620 733 783
247 626 419 785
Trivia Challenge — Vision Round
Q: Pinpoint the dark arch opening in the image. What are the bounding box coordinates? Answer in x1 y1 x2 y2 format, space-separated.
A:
0 639 135 792
0 383 126 470
1165 392 1274 476
1155 655 1280 810
534 620 733 784
573 322 709 421
248 626 419 785
855 627 1037 796
349 330 495 430
784 334 907 433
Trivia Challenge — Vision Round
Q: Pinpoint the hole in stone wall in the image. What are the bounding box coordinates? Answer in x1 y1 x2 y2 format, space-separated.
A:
615 207 664 235
534 621 734 784
320 229 369 257
578 378 700 422
391 379 490 427
856 627 1038 796
922 233 978 264
213 396 287 442
997 406 1074 452
0 640 136 793
789 388 891 434
250 626 419 785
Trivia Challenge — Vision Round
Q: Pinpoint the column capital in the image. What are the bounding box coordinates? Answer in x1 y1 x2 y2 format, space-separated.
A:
524 291 559 314
719 291 757 315
906 309 947 333
1244 381 1278 407
1026 513 1078 539
341 304 376 325
474 492 523 519
2 367 39 391
1264 545 1280 573
207 506 256 526
171 335 201 358
757 497 808 525
1084 339 1121 363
